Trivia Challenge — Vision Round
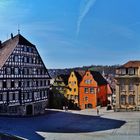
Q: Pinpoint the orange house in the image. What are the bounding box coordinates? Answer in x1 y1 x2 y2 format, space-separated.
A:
79 70 109 109
79 71 98 109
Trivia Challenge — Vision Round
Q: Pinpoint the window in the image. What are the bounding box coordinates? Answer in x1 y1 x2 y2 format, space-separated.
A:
74 88 76 92
15 68 19 75
36 81 38 86
128 95 135 105
84 88 88 93
14 56 18 62
90 87 94 93
9 92 15 101
42 70 44 75
27 93 30 99
24 57 27 63
15 92 19 100
24 93 29 100
27 81 30 87
128 68 135 75
129 83 134 91
24 46 27 52
3 92 7 101
3 81 7 88
11 81 15 88
7 68 11 74
0 94 3 101
27 69 29 75
70 95 73 99
121 69 126 75
29 47 32 53
18 81 21 87
27 47 29 52
43 91 45 97
120 83 126 91
40 81 42 86
85 96 88 101
85 80 92 84
29 58 32 63
27 57 29 63
71 81 75 86
12 93 15 100
44 80 46 86
120 95 126 105
15 81 18 88
24 69 27 75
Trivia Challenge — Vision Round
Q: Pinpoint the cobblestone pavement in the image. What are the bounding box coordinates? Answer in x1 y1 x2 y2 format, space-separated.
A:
0 108 140 140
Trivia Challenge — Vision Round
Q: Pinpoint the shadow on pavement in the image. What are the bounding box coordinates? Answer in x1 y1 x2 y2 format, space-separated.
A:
0 110 126 140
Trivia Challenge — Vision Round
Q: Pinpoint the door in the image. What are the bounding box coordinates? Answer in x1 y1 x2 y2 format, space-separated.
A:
26 105 33 115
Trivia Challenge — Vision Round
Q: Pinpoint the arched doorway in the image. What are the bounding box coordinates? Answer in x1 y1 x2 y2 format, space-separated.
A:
88 103 93 108
26 105 33 115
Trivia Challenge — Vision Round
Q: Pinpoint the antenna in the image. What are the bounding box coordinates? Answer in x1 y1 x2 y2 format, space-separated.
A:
18 24 20 34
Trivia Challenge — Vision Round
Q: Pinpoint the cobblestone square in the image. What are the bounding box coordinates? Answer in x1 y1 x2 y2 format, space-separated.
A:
0 108 140 140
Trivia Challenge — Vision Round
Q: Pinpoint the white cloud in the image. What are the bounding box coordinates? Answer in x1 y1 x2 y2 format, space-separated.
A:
77 0 97 36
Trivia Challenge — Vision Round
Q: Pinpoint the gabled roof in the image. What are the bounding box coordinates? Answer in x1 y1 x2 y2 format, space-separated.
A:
74 70 85 84
0 34 35 69
0 33 51 79
90 71 108 86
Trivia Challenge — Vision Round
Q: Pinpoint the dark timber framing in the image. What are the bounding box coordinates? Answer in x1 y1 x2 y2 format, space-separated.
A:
0 33 51 116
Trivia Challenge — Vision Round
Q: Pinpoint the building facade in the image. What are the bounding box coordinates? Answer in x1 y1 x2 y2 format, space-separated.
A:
52 74 69 95
79 70 97 109
0 33 50 116
115 61 140 110
66 71 81 106
49 74 69 109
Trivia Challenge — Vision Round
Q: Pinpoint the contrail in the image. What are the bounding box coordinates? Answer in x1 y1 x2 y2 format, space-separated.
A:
77 0 97 37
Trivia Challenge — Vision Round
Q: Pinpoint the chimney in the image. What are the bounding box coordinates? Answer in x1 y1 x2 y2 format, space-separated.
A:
11 33 13 39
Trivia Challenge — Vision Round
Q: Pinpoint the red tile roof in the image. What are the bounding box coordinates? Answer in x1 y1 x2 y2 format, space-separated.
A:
123 61 140 68
0 34 35 69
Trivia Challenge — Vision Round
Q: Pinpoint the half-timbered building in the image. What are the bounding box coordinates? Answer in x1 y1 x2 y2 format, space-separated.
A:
0 33 51 116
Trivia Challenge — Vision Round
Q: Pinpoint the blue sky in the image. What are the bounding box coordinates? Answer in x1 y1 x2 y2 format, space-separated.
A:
1 0 140 68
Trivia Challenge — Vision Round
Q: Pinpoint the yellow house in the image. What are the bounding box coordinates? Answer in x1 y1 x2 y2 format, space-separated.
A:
66 71 84 106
